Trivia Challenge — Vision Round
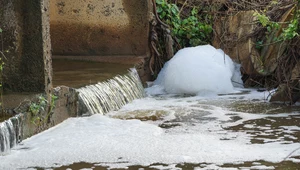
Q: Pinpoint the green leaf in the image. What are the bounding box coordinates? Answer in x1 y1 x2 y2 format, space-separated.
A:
191 8 198 15
155 0 213 47
0 28 2 33
157 6 163 13
182 19 188 25
161 11 166 18
156 0 164 5
171 7 178 15
267 26 271 32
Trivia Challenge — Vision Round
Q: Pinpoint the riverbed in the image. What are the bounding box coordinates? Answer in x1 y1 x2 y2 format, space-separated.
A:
1 89 300 169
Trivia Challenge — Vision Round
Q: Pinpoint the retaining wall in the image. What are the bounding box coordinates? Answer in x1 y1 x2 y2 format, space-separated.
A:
50 0 151 56
0 0 52 93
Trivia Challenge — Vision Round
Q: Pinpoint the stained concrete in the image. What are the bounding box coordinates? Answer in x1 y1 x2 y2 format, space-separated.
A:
0 0 52 93
50 0 150 56
0 0 153 104
16 86 78 139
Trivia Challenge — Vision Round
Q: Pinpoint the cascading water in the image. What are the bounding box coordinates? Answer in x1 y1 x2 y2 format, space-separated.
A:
0 68 144 154
0 114 23 155
77 68 145 115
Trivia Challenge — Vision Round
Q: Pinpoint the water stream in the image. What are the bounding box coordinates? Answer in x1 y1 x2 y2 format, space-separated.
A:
1 47 300 169
1 84 300 169
77 68 145 115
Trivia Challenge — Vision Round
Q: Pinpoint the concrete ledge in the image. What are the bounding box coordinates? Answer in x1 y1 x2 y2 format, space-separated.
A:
12 86 78 139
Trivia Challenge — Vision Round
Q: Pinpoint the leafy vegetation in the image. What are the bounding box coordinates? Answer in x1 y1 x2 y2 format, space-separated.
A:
281 14 299 40
29 95 47 125
29 94 58 127
155 0 213 48
254 5 299 49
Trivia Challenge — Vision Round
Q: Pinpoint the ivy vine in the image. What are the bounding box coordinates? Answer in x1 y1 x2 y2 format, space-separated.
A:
156 0 213 48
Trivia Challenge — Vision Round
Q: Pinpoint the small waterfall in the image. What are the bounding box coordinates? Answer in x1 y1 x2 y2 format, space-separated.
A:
77 68 145 115
0 114 23 155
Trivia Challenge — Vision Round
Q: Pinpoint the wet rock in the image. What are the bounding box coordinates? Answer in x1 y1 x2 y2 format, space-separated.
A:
52 86 78 119
270 62 300 103
269 84 290 103
78 95 89 116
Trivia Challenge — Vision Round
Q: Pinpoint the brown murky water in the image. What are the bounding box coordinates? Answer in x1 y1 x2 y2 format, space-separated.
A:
39 161 300 170
0 115 11 122
52 59 132 88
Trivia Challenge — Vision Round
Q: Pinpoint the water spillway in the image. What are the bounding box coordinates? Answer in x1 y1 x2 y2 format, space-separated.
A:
77 68 145 115
0 67 144 155
0 115 23 155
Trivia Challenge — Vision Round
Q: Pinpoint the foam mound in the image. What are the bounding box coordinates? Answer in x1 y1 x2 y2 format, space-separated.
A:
148 45 242 95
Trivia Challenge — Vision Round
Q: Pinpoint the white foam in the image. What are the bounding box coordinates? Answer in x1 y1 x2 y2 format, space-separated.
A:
0 115 297 169
1 90 300 169
280 126 300 131
0 85 300 169
147 45 243 95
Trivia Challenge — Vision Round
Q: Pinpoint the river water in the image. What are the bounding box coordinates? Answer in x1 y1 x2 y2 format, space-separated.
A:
1 48 300 169
52 59 131 88
1 89 300 169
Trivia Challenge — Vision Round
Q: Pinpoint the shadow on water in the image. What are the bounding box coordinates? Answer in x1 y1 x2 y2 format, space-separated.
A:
0 115 11 122
52 59 132 88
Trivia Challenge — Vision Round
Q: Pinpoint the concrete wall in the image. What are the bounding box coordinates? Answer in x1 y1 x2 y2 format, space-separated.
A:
11 86 78 140
0 0 52 93
50 0 151 56
0 0 152 93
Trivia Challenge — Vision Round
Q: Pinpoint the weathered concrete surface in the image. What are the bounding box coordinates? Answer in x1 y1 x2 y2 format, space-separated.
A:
41 0 53 96
50 0 150 56
0 0 52 93
16 86 78 139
